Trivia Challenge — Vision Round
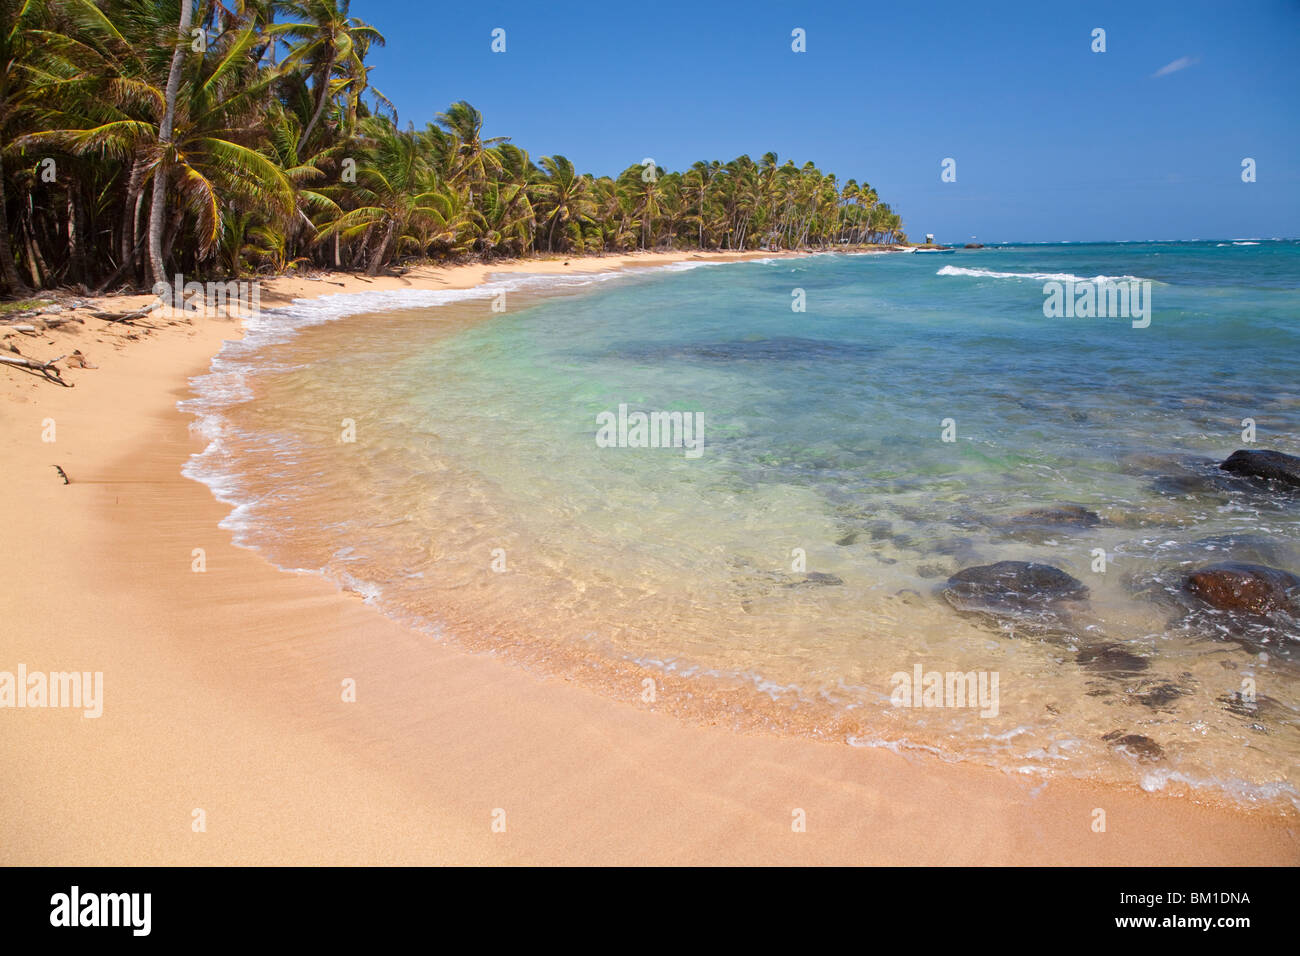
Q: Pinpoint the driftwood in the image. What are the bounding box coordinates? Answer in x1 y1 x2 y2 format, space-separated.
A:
90 303 160 325
0 352 71 386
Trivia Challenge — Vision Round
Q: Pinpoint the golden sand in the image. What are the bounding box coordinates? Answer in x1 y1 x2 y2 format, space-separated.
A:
1 251 1295 864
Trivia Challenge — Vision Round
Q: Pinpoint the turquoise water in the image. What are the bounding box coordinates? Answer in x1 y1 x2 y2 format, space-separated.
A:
187 241 1300 809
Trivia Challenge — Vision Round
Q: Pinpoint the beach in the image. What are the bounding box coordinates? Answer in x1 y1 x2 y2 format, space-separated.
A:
1 250 1296 866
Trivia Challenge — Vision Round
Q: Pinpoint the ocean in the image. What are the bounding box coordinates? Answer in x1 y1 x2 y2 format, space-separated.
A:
182 240 1300 810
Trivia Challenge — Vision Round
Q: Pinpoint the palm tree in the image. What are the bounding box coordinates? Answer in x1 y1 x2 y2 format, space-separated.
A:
272 0 385 160
146 0 195 286
0 0 41 293
535 154 592 253
434 100 505 202
26 2 296 285
2 4 904 294
318 116 453 274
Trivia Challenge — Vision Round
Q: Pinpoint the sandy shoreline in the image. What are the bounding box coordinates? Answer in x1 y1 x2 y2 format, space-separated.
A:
2 250 1297 865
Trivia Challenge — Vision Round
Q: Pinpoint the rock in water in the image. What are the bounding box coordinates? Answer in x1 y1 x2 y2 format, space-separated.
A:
1218 449 1300 488
941 561 1091 637
1008 505 1102 528
1076 643 1149 674
783 572 845 588
1103 732 1165 763
992 505 1104 544
1185 562 1300 615
944 561 1089 610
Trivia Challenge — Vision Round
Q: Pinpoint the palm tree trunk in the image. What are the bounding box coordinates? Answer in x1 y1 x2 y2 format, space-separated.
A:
367 218 397 275
0 130 29 293
148 0 194 288
547 209 561 253
20 214 44 287
297 54 336 159
120 154 145 272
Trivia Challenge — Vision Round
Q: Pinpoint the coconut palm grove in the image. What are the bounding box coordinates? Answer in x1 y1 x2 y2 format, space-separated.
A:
0 0 907 295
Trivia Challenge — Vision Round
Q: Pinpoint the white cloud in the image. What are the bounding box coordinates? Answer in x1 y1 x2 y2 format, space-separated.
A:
1153 56 1199 78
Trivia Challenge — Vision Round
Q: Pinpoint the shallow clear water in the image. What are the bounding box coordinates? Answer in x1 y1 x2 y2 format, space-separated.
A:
184 241 1300 810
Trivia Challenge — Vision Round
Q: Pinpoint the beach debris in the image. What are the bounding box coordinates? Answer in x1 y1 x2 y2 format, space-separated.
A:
90 301 163 325
1185 562 1300 616
42 315 85 329
63 350 97 369
53 465 70 485
1103 732 1165 763
1219 449 1300 489
0 352 72 386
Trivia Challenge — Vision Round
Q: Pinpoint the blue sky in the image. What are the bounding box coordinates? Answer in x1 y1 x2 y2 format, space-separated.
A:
359 0 1299 243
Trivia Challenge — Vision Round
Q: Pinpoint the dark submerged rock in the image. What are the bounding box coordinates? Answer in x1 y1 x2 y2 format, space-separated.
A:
784 571 845 588
1131 681 1186 710
1219 449 1300 489
1009 505 1102 528
944 561 1089 610
1076 643 1150 675
1124 451 1275 499
1103 732 1165 763
1185 562 1300 615
941 561 1090 638
1000 505 1103 542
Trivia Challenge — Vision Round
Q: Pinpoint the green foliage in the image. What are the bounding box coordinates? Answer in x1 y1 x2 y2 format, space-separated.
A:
1 0 904 294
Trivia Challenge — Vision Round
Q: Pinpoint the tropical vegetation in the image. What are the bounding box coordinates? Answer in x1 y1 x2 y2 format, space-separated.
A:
0 0 905 296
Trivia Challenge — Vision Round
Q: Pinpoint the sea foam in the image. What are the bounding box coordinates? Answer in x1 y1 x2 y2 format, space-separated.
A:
936 264 1147 283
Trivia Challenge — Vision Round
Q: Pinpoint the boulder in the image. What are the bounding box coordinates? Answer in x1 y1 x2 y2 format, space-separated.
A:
943 561 1088 611
1185 562 1300 615
1219 449 1300 489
